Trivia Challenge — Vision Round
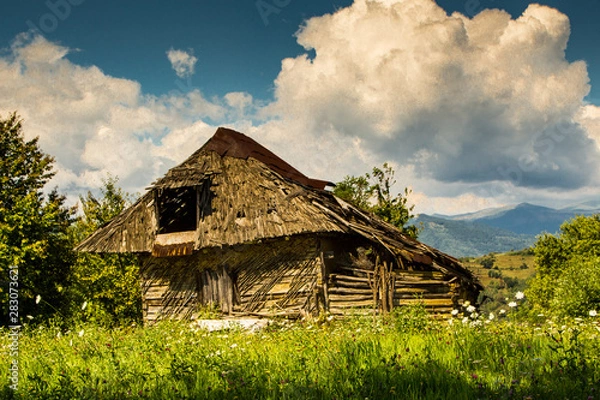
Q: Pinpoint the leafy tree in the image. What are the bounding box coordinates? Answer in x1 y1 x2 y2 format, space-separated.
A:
68 177 142 325
0 112 76 323
480 253 496 269
332 175 371 211
528 214 600 317
334 163 418 238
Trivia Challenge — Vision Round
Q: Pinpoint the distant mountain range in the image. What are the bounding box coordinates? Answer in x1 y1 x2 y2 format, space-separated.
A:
412 201 600 258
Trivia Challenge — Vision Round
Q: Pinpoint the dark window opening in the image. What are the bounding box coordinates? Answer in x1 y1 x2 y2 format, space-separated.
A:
158 187 197 234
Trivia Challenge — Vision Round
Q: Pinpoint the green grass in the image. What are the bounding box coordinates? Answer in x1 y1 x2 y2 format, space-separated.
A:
463 252 536 288
1 311 599 399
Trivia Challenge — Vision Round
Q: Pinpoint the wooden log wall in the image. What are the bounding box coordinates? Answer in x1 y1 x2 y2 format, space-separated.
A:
139 235 324 323
393 270 458 314
138 234 471 324
327 265 460 316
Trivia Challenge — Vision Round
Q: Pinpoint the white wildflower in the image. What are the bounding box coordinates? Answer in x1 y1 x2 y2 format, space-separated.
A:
230 343 238 349
466 305 476 313
508 302 517 308
81 301 88 311
590 310 598 317
470 312 479 319
488 313 495 320
451 309 459 316
35 295 42 304
26 315 33 320
78 329 85 337
499 309 506 315
461 317 469 324
515 291 525 300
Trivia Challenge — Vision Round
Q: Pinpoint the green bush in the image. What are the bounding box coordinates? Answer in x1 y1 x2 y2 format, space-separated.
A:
67 177 142 326
480 253 496 269
528 214 600 317
551 255 600 317
488 269 502 279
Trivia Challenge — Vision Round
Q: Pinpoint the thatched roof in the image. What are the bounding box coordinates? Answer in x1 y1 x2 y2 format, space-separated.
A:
76 127 480 285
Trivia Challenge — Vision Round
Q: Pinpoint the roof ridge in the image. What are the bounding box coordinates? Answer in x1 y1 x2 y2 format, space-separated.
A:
185 127 333 190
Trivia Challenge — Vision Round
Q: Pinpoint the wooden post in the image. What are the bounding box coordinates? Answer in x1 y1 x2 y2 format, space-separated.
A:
381 261 388 314
389 263 395 312
319 251 330 313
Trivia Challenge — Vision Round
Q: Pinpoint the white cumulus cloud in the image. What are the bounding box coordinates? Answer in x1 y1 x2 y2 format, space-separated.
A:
166 48 198 79
1 0 600 216
0 33 225 201
269 0 600 190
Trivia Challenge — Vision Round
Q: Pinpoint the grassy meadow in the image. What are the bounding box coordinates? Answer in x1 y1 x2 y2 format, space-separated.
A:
1 305 599 400
461 250 537 315
462 251 536 288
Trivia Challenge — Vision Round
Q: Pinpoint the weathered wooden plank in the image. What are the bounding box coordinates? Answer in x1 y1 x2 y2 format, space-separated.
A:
241 289 312 299
394 271 445 280
395 280 452 287
329 294 373 302
329 273 371 283
328 299 374 307
394 298 454 306
328 287 373 295
395 293 453 299
394 287 452 294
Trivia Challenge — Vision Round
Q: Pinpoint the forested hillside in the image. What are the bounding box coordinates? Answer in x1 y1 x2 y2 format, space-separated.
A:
412 214 535 257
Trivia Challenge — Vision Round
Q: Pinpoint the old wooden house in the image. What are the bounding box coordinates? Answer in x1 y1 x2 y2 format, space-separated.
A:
77 127 482 323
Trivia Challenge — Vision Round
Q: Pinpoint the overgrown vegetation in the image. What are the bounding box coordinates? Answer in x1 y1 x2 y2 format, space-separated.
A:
67 177 142 326
527 214 600 317
0 113 142 327
1 309 599 399
0 112 75 324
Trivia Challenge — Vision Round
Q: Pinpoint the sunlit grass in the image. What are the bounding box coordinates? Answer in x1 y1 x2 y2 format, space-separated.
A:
1 309 599 399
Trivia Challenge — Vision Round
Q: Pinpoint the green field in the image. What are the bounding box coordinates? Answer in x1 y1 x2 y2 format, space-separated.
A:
460 250 536 314
2 308 599 399
463 250 536 287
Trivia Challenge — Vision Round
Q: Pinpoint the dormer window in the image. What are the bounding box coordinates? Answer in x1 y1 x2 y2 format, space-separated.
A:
157 186 197 234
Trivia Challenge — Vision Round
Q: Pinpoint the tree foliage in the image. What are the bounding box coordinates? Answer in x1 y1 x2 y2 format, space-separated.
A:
0 113 75 323
528 214 600 317
480 253 496 269
69 177 142 325
333 163 418 238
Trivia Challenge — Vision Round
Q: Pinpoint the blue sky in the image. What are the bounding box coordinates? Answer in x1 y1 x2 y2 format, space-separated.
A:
3 0 599 102
1 0 600 214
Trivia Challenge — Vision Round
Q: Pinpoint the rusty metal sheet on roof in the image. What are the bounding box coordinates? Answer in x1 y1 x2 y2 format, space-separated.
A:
204 127 333 190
